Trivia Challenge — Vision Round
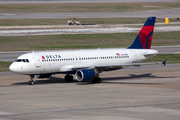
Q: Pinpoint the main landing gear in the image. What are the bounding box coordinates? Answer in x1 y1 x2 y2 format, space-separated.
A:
92 77 102 83
29 75 35 85
64 74 74 82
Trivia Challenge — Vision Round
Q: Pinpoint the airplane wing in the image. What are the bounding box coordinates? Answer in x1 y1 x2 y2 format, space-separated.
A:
72 61 166 71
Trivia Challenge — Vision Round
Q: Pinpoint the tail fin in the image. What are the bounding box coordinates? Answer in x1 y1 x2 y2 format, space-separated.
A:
128 17 156 49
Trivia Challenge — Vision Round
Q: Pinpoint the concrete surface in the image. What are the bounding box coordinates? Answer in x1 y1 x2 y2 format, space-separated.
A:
0 25 180 36
1 0 180 4
0 63 180 120
1 25 180 36
1 8 180 19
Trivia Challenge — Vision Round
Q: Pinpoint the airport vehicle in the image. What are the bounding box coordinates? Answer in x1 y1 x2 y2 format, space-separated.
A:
67 18 80 25
9 17 163 85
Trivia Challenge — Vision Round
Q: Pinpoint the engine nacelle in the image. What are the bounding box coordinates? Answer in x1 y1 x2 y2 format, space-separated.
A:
35 74 52 78
75 69 98 82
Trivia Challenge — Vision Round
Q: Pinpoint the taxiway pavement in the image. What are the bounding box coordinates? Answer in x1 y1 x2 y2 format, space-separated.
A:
0 63 180 120
1 25 180 36
1 0 180 4
1 8 180 19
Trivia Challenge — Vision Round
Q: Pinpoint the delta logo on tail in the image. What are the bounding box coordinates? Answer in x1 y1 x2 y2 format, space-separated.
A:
128 17 156 49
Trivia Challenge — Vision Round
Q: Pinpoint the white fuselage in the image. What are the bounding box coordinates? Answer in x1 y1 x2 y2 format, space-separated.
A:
9 48 158 75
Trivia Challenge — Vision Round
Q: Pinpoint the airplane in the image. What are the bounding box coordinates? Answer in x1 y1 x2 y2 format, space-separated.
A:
9 17 164 85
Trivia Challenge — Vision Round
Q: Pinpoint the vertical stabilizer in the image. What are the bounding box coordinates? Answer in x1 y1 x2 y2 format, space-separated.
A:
128 17 156 49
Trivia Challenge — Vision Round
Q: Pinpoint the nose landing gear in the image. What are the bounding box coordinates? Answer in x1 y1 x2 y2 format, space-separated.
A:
29 75 35 85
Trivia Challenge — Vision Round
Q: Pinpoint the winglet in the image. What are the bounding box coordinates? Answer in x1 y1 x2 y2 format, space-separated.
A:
162 60 167 66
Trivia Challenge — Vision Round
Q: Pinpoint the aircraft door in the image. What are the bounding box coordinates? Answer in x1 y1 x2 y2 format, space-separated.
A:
34 55 41 67
131 51 137 63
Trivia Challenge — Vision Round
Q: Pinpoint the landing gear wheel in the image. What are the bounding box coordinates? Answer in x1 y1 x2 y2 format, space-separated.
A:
64 74 73 82
92 77 101 83
29 81 34 85
97 77 102 83
29 75 35 85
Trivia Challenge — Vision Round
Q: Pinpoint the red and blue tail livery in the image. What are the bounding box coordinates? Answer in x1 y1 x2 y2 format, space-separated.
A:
128 17 156 49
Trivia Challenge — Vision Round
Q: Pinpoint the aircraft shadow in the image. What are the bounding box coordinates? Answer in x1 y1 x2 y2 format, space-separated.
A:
102 73 173 81
11 73 174 86
11 76 76 86
102 81 164 85
101 73 174 85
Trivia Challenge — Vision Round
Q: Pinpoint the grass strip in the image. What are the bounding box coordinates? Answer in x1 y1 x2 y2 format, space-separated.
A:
0 2 180 13
0 18 178 26
0 31 180 52
0 61 12 72
144 54 180 64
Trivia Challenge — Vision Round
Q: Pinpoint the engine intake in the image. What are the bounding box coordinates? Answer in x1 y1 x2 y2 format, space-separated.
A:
75 69 98 81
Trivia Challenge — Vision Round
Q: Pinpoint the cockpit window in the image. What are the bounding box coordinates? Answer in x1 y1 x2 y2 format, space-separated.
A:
15 59 29 63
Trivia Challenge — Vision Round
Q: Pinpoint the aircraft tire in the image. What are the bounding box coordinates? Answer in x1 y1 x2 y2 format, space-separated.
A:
64 75 73 82
92 77 101 83
29 81 34 85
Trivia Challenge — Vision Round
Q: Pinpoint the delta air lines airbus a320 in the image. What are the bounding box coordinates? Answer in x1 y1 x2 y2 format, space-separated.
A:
9 17 165 85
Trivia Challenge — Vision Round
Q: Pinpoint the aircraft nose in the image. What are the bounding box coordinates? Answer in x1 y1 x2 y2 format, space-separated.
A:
9 63 17 73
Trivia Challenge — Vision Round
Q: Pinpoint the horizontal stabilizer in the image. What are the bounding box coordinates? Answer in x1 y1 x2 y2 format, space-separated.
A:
162 60 167 66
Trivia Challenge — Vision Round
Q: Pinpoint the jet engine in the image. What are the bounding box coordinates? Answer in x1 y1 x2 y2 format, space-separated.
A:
75 69 99 82
35 74 52 78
